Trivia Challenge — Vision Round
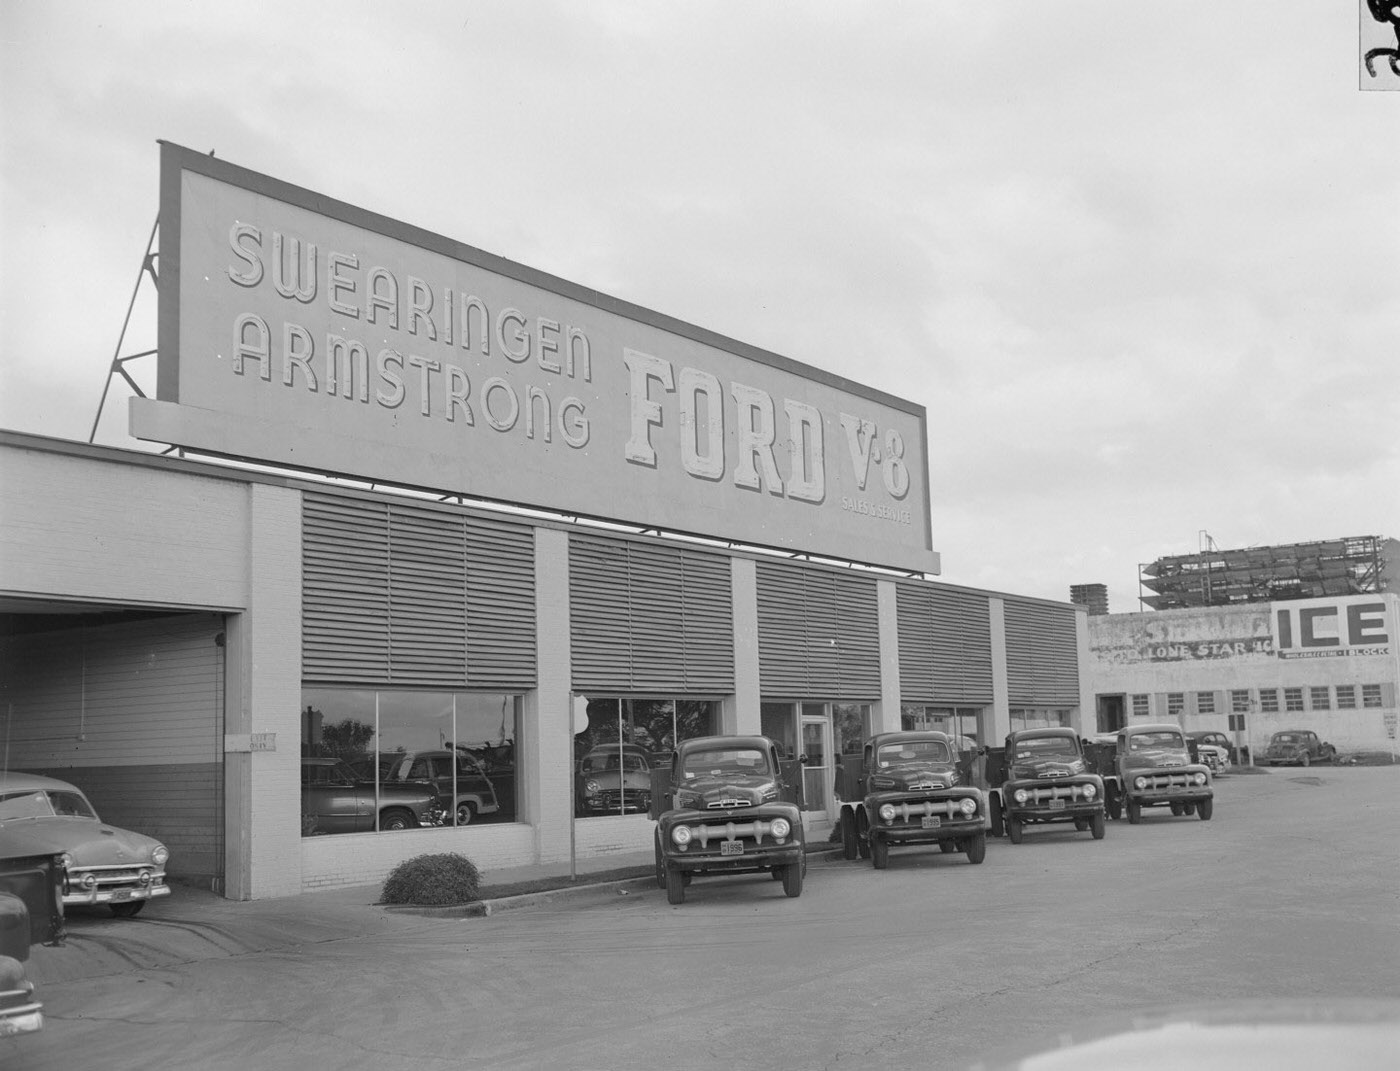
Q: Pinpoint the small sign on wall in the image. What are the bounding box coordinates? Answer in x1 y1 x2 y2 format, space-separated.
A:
225 732 278 753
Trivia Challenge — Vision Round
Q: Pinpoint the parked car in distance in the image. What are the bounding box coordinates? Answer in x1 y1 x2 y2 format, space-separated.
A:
376 750 500 826
1185 731 1231 773
300 757 444 835
1265 730 1337 767
1187 730 1238 767
0 772 170 918
0 844 63 1036
576 744 653 816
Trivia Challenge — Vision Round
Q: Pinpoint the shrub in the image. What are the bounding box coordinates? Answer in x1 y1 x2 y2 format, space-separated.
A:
380 852 482 905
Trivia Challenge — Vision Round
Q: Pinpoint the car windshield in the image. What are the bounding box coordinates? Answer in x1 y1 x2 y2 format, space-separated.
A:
681 747 769 778
1012 737 1078 761
1128 731 1184 751
876 740 951 766
581 751 649 774
0 788 99 821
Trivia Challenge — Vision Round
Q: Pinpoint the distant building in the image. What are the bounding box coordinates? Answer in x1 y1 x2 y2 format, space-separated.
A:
1138 535 1397 611
1070 583 1109 615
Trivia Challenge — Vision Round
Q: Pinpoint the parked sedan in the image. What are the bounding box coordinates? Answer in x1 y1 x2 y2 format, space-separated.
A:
301 758 444 835
1265 730 1337 767
377 750 501 826
1187 730 1239 766
0 772 170 918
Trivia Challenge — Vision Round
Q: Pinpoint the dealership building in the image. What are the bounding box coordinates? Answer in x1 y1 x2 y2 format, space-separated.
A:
0 145 1087 900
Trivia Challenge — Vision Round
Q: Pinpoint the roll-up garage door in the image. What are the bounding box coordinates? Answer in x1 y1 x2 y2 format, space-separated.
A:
1003 598 1080 705
569 532 733 693
0 612 225 886
302 492 536 689
756 560 880 699
897 581 994 705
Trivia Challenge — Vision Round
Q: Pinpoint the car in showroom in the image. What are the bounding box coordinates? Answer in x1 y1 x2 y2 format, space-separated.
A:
0 772 171 918
576 743 653 816
375 749 501 826
301 757 444 834
1265 730 1337 767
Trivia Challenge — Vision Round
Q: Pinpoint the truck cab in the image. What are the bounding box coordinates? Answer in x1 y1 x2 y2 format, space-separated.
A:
988 727 1106 843
649 735 805 905
1110 723 1214 823
836 730 986 869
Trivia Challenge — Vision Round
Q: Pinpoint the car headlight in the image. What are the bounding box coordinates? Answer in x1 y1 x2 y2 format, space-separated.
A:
152 845 169 866
671 825 692 846
59 852 74 869
584 779 601 794
1082 783 1097 799
1134 776 1147 790
770 817 791 840
878 803 896 822
1194 772 1207 786
1013 789 1029 804
959 797 977 816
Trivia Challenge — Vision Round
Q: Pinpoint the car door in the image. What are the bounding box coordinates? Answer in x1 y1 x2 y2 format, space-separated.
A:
303 763 370 834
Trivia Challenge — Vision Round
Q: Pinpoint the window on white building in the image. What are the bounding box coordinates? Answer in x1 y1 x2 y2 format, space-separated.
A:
1284 688 1304 712
1260 689 1280 713
1167 693 1184 717
1309 686 1330 710
1337 685 1357 709
1362 684 1383 709
1197 691 1216 714
1230 689 1251 713
1132 694 1150 717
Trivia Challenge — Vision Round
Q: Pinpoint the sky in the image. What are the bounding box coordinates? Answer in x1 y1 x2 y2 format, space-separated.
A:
2 1 1397 612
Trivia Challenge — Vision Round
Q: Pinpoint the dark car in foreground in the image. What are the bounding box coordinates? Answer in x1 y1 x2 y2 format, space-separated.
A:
0 772 171 918
300 758 444 835
0 845 63 1037
1265 730 1336 767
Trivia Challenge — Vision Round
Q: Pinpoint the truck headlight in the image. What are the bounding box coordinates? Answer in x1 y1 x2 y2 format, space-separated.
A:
770 817 791 840
1013 789 1029 804
671 825 692 846
1134 776 1147 790
959 797 977 816
1193 772 1207 786
878 803 896 822
1082 783 1097 799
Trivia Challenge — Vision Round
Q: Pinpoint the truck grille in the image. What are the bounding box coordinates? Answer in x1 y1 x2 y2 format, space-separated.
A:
676 819 788 851
1136 772 1198 792
881 798 976 824
1021 783 1096 805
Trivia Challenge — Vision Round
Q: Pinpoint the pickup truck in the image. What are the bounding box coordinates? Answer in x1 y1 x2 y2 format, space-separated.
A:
987 727 1106 843
1090 723 1214 823
649 735 806 905
836 730 986 868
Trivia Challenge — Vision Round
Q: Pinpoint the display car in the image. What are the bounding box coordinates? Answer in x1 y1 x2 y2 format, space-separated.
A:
650 735 805 905
988 727 1105 843
0 772 171 918
375 749 500 825
0 843 64 1037
1264 730 1337 767
300 757 445 834
575 743 652 816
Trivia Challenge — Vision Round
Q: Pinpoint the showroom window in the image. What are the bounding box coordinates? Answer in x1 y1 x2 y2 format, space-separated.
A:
1131 694 1150 717
301 688 522 836
1284 687 1304 712
1260 689 1280 713
1336 685 1357 709
1230 690 1251 713
1196 691 1216 714
1167 693 1184 717
902 705 983 750
574 697 719 818
1310 686 1330 710
1009 707 1071 732
1362 684 1383 708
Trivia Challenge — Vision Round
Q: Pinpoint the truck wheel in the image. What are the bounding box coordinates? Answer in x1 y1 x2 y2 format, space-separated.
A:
940 839 958 854
1106 786 1122 821
989 795 1005 838
1197 797 1214 821
654 831 666 890
1091 811 1105 839
1006 816 1023 844
871 836 889 870
665 864 685 905
841 809 858 860
770 866 784 881
856 812 872 859
1182 803 1195 816
1128 799 1142 825
966 832 986 864
782 861 804 898
1169 802 1184 816
1074 817 1089 832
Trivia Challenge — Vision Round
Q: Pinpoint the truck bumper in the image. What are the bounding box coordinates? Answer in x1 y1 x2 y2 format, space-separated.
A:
873 818 983 846
667 844 804 874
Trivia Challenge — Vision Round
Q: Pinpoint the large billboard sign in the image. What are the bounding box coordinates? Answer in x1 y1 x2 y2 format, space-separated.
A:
1273 596 1393 660
132 143 939 574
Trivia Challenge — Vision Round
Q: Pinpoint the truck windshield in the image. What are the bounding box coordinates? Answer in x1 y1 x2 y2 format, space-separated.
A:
876 740 951 766
1012 737 1078 761
681 747 769 778
1128 732 1184 751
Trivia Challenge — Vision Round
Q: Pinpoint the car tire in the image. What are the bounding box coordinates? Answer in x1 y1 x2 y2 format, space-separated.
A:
989 794 1005 838
1091 811 1106 839
782 861 804 898
456 801 476 826
1007 816 1023 844
380 808 414 831
841 809 858 860
1301 753 1310 767
110 901 145 918
654 831 666 890
966 832 986 864
1128 799 1142 825
665 864 685 905
1197 797 1214 821
871 836 889 870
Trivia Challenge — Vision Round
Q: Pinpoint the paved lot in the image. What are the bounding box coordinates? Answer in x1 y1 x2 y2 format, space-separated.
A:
6 766 1400 1070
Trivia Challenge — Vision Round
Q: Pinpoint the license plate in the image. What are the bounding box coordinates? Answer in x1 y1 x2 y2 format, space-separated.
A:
921 816 942 829
110 889 132 902
719 841 743 856
1048 800 1066 810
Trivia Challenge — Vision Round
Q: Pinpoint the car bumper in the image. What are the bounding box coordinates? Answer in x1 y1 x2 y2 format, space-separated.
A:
63 882 171 908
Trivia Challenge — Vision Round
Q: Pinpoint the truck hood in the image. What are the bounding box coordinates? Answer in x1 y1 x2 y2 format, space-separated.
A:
867 763 959 791
1010 758 1086 780
1123 747 1191 770
676 772 777 808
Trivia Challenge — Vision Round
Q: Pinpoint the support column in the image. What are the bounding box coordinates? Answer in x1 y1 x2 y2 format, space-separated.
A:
727 556 761 735
875 579 902 733
989 596 1011 743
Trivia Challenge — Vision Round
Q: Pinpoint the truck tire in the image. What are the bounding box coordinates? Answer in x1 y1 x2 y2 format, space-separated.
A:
1197 797 1214 821
665 863 685 905
1006 816 1023 844
782 861 804 898
1169 802 1184 816
871 836 889 870
841 809 858 860
966 832 986 864
1128 799 1142 825
939 840 958 853
654 830 666 890
989 795 1005 838
856 812 872 859
1091 811 1105 839
1106 785 1122 821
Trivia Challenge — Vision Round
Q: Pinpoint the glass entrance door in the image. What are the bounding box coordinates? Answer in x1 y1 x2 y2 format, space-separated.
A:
800 708 833 818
